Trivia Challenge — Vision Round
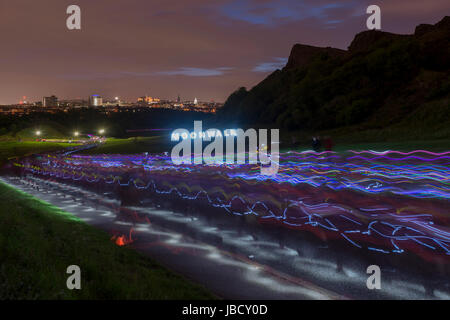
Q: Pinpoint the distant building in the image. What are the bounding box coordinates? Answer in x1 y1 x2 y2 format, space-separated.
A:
89 95 103 107
59 99 86 107
42 95 58 107
137 96 161 105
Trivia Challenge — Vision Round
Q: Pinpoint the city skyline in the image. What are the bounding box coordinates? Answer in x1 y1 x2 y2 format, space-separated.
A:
13 93 212 105
1 0 449 104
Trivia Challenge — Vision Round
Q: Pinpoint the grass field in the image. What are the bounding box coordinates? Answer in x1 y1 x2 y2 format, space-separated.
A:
283 124 449 152
0 181 214 299
81 136 170 155
80 136 449 155
0 141 80 164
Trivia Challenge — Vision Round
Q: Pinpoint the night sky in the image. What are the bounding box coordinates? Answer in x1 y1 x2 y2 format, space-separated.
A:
0 0 448 104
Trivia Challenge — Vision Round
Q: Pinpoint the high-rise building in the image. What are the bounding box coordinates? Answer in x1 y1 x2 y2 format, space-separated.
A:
89 95 103 107
42 95 58 107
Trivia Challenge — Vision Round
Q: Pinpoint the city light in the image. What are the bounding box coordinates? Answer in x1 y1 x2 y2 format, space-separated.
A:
99 129 105 135
35 130 41 136
74 131 79 137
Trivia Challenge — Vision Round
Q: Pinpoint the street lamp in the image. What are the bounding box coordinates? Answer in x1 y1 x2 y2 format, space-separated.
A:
74 131 79 137
36 130 41 136
99 129 105 135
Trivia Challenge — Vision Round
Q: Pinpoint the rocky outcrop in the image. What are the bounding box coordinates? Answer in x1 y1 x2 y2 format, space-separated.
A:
348 30 408 54
415 24 434 37
285 16 449 68
285 44 347 69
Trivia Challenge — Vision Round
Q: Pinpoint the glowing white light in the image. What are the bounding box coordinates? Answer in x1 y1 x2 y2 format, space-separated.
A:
171 129 238 141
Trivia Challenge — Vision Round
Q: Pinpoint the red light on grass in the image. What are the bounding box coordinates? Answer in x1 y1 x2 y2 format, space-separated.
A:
111 228 134 246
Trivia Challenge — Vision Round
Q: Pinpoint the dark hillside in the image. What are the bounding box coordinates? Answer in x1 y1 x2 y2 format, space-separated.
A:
219 16 450 140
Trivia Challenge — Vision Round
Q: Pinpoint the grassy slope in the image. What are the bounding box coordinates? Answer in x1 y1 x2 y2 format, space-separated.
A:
79 136 449 155
81 137 170 155
0 181 214 299
0 141 79 164
0 141 214 299
15 125 66 139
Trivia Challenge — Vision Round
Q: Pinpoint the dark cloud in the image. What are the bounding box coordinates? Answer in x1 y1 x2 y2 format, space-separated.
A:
156 67 234 77
0 0 448 104
253 58 288 72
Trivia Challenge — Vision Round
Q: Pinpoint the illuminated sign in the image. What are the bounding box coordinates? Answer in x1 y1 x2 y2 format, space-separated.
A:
171 129 238 141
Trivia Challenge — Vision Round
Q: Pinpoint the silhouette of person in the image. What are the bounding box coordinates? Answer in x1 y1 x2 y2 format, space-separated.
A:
324 136 334 151
312 136 322 152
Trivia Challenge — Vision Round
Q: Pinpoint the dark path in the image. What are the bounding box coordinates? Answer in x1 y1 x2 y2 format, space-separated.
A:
2 175 449 300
